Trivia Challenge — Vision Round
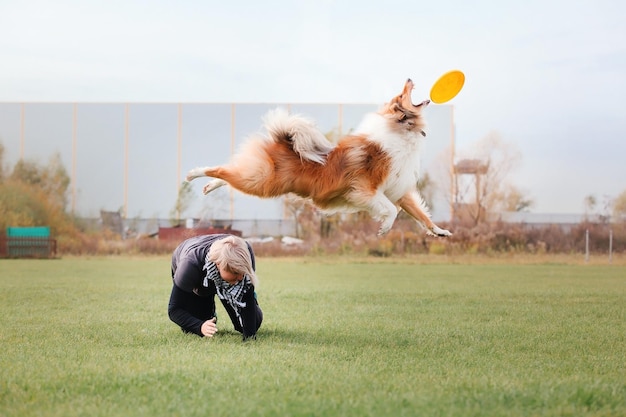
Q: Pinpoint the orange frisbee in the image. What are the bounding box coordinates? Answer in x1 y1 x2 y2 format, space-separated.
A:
429 70 465 104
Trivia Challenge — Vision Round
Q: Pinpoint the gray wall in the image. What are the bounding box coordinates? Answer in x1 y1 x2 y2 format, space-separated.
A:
0 102 454 221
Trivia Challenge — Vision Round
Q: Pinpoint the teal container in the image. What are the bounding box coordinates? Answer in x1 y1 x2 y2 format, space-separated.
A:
5 227 53 258
6 226 51 237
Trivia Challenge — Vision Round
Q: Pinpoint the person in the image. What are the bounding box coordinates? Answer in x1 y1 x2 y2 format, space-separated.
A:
168 234 262 341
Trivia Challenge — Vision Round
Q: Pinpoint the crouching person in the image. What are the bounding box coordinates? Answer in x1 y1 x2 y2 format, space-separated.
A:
168 234 262 341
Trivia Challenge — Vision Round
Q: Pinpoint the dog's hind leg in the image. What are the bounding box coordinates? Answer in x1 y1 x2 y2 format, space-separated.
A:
186 163 275 198
185 167 228 195
397 191 451 237
186 166 210 182
202 179 227 195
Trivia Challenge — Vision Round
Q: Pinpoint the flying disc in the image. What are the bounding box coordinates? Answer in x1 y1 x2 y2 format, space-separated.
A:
429 70 465 104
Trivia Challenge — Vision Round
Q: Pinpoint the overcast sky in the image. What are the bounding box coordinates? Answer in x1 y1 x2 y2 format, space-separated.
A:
1 0 625 215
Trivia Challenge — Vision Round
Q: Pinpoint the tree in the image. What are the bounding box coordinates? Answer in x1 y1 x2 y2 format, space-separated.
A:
0 142 6 182
0 153 78 236
11 159 41 185
41 153 70 210
10 153 70 210
444 131 531 224
198 187 230 224
169 181 196 226
417 172 435 212
283 194 308 238
583 194 597 215
492 184 534 212
613 190 626 222
475 133 523 214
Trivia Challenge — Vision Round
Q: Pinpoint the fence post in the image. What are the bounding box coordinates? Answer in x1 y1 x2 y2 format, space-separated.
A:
585 229 589 263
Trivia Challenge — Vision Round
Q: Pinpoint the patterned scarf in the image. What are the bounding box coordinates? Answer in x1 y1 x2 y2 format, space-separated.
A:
203 257 251 323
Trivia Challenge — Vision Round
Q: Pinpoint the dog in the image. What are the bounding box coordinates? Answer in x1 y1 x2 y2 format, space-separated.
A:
186 79 451 237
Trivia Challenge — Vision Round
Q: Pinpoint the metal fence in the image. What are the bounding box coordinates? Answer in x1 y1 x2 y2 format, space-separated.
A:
0 236 57 258
91 216 297 238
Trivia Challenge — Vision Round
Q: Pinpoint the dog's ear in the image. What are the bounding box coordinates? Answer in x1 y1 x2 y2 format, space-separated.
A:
390 99 427 136
391 103 422 123
389 103 408 121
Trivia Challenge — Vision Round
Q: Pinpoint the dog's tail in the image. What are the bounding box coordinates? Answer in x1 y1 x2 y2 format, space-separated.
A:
263 108 334 164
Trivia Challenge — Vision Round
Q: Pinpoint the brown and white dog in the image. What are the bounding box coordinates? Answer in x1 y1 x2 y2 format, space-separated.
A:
186 79 451 237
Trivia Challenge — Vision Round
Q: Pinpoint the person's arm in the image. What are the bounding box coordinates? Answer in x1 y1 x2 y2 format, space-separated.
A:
218 288 260 341
241 242 259 340
167 284 205 336
239 289 261 340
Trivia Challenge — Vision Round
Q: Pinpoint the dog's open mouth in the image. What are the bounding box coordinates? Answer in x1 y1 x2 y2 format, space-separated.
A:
402 79 430 110
400 79 428 136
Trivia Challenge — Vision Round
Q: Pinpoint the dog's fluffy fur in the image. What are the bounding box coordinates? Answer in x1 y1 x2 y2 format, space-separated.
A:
186 79 451 237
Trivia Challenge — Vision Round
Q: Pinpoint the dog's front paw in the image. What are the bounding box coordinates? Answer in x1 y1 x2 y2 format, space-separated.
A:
429 226 452 237
377 219 395 236
377 225 392 236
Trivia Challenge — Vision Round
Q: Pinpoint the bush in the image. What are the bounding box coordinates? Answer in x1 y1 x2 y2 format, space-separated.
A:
0 180 83 244
2 142 624 257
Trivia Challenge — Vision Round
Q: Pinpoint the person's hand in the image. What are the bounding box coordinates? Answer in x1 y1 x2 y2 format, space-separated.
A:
201 317 218 337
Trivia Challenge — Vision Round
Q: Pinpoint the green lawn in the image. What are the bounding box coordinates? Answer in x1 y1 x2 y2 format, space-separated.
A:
1 257 624 417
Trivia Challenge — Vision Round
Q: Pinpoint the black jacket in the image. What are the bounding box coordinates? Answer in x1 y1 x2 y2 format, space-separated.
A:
168 234 261 338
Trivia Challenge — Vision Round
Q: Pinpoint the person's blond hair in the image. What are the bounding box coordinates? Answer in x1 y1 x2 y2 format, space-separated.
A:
208 235 258 286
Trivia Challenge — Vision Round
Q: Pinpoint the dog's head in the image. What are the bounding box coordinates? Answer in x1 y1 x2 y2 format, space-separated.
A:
379 79 429 137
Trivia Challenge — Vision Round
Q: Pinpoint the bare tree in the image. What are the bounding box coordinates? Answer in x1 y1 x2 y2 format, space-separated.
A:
170 181 196 226
434 131 531 225
583 194 597 217
42 153 70 210
476 133 524 214
491 184 534 212
417 172 435 211
613 190 626 222
198 187 230 224
284 194 308 238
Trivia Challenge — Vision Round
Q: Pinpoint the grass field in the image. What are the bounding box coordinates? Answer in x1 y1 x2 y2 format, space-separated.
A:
1 256 625 417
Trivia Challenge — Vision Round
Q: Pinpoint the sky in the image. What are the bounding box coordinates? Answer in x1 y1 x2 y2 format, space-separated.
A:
1 0 625 215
